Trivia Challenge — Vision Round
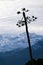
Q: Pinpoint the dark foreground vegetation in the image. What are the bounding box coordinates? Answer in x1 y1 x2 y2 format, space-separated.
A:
26 59 43 65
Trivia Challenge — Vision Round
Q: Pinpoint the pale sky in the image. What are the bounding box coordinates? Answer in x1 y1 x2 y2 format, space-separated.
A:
0 0 43 35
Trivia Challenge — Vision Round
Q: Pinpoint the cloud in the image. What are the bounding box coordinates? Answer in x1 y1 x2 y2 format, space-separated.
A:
0 0 43 19
0 0 43 34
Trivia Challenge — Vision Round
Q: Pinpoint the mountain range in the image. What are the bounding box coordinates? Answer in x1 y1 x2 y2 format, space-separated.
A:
0 33 43 65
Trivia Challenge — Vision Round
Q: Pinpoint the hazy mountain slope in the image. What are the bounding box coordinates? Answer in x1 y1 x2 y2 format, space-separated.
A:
0 33 43 52
0 33 43 65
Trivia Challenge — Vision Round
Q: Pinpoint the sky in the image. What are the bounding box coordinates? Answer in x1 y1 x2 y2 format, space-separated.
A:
0 0 43 35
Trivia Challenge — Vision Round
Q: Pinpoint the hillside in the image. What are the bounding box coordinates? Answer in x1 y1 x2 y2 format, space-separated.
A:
0 33 43 65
